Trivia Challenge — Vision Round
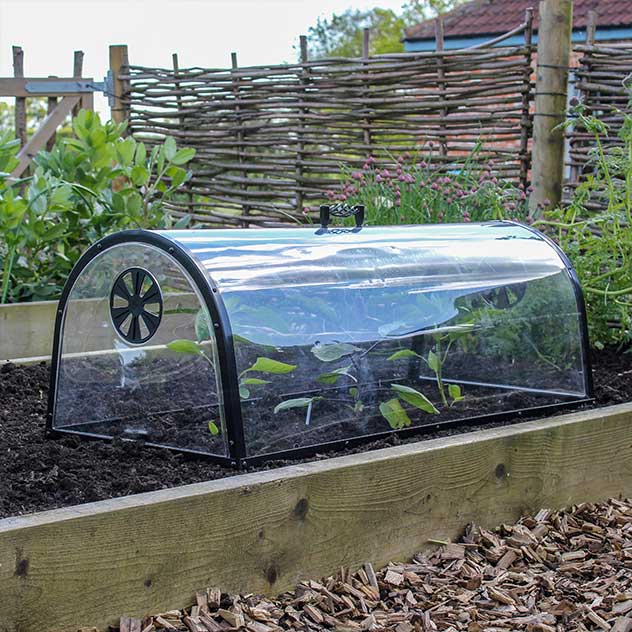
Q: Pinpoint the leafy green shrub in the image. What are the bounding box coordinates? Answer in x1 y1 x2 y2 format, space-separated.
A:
325 144 530 224
536 102 632 348
0 110 195 303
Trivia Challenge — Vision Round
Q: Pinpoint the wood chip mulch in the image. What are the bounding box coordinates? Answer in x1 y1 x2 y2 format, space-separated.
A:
117 497 632 632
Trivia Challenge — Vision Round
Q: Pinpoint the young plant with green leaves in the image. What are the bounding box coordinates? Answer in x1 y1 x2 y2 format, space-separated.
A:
387 325 470 408
166 338 296 436
535 99 632 348
273 338 451 431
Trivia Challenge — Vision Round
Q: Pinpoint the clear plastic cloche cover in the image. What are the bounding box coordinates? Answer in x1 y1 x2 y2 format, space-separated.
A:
48 222 591 465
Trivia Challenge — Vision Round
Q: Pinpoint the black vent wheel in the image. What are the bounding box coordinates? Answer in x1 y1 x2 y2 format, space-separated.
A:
110 267 163 344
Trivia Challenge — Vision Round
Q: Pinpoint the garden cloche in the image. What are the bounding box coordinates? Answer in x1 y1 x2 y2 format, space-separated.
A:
47 218 592 467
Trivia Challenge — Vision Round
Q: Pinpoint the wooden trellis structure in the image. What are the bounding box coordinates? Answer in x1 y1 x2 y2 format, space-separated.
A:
122 17 535 227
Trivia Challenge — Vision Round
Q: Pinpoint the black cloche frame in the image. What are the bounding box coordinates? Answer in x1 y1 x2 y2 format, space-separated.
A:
46 222 594 469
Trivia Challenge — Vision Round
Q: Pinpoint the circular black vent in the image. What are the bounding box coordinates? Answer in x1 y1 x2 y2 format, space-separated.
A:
110 268 163 344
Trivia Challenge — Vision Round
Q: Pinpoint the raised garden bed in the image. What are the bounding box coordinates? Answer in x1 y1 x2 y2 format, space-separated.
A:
0 347 630 518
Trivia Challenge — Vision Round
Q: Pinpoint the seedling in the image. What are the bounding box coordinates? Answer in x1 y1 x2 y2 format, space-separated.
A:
167 339 296 435
273 340 444 431
387 324 472 407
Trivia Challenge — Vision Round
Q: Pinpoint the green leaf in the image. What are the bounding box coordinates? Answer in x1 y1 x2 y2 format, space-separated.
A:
166 165 187 189
125 191 143 215
379 398 412 430
164 136 177 161
317 365 355 384
233 334 253 345
311 342 360 362
194 308 211 342
242 377 270 385
387 349 421 361
246 357 296 374
167 339 202 354
135 142 147 166
448 383 464 402
173 213 191 229
349 386 359 399
239 385 250 399
378 321 406 336
427 350 440 373
208 421 219 436
274 397 317 414
116 138 136 166
171 147 196 165
391 384 439 414
41 223 67 242
130 165 149 187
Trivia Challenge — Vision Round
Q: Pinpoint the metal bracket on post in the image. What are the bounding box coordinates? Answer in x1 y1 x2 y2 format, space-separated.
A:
25 72 115 105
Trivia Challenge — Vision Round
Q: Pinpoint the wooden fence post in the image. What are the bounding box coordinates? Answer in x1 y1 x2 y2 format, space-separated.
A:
12 46 26 148
519 8 534 190
435 18 448 159
529 0 573 216
296 35 309 216
569 10 596 185
230 52 250 224
361 28 373 156
46 76 57 150
74 50 92 113
109 44 130 125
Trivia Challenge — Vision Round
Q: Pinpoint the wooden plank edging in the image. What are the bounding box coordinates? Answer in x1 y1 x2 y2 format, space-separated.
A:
0 300 57 362
1 402 632 632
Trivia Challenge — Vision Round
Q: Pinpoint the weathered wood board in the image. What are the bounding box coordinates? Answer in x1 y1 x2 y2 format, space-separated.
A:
0 300 57 362
1 403 632 632
0 293 199 362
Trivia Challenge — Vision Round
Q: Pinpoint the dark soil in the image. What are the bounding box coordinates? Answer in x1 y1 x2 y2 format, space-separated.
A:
0 347 630 519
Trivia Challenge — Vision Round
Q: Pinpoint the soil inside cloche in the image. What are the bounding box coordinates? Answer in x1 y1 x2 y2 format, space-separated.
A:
0 346 630 519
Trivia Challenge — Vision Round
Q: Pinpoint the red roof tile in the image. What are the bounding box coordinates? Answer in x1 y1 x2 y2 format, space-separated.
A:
404 0 632 41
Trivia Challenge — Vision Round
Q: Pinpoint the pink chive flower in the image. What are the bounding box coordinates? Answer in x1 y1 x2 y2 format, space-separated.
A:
376 174 383 183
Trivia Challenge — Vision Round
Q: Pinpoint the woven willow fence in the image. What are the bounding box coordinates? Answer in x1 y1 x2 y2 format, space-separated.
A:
568 41 632 193
123 24 534 226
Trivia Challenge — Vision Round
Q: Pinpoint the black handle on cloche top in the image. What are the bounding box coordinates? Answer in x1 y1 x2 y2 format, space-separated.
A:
319 203 365 231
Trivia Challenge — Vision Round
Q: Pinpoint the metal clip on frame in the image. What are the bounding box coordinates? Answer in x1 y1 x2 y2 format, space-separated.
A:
318 203 365 233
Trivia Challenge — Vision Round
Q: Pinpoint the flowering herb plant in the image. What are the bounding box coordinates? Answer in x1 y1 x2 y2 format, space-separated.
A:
324 143 530 225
